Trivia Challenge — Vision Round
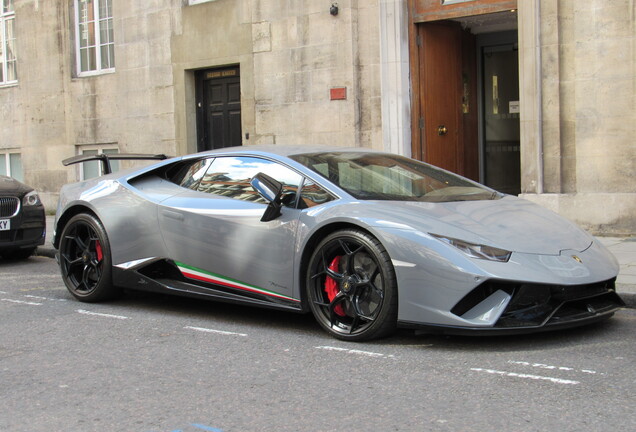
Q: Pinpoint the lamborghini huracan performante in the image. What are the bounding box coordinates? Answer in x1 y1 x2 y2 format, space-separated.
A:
53 147 624 341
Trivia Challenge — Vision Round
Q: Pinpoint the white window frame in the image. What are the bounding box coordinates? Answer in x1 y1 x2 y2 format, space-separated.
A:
0 150 22 181
74 0 115 77
188 0 219 5
0 0 17 86
76 145 119 180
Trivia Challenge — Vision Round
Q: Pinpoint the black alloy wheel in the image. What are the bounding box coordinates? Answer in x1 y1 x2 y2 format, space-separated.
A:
59 213 119 302
307 229 398 341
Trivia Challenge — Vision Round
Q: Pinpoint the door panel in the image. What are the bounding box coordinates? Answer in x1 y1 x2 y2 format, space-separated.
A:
196 67 242 151
158 192 300 303
418 22 462 174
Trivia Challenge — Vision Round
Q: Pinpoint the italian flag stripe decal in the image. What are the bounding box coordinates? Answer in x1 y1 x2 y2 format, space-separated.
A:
175 261 299 303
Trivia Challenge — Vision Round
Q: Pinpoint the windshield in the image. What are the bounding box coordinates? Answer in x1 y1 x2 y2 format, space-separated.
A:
290 152 500 202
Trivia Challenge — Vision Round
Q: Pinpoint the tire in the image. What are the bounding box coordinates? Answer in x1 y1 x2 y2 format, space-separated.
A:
58 213 120 302
306 229 398 341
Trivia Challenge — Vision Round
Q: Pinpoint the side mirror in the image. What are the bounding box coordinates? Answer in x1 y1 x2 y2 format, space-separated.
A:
251 172 283 222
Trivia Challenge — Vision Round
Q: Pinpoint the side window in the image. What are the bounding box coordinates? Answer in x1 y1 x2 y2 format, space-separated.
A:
197 156 303 206
166 158 214 190
298 179 334 208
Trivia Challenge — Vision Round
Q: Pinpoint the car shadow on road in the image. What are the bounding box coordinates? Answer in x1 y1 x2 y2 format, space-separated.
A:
107 289 632 352
118 289 322 333
382 315 629 353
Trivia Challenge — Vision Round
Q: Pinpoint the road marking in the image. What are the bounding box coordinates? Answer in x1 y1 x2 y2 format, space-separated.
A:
316 346 395 359
184 326 247 337
1 298 42 306
76 309 129 320
191 424 224 432
470 368 580 385
508 360 602 375
23 294 68 302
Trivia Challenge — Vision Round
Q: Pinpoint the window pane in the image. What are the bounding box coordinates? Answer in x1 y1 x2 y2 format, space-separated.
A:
103 148 119 173
6 60 16 82
98 0 112 19
198 157 302 205
9 153 22 181
79 22 95 48
5 18 16 59
108 44 115 67
88 49 96 70
100 18 113 44
100 44 113 69
82 150 99 180
0 154 6 176
299 180 332 208
78 0 95 25
3 0 14 14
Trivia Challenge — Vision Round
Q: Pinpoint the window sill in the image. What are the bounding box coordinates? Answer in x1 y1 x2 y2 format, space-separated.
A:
76 68 116 78
0 81 18 89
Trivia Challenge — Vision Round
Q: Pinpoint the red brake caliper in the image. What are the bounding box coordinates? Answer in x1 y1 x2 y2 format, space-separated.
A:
95 240 103 262
325 256 346 317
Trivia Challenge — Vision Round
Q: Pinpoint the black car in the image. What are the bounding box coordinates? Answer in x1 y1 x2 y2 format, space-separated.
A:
0 176 46 259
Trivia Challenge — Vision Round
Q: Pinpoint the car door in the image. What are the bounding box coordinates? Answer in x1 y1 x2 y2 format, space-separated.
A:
157 155 304 306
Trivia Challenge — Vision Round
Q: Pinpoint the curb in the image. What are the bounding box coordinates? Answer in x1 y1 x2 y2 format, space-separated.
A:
621 293 636 309
36 246 57 259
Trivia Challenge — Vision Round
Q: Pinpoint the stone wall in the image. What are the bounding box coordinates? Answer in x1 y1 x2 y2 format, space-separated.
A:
1 0 383 210
519 0 636 234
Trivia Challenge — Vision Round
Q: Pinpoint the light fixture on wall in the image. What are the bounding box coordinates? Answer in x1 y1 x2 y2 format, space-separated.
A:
330 3 339 16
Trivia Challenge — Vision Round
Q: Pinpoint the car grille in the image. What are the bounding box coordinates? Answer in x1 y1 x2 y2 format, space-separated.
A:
0 197 20 217
452 278 623 328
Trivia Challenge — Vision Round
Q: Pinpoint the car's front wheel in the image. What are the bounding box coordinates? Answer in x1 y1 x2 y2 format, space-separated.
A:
306 229 398 341
59 213 120 302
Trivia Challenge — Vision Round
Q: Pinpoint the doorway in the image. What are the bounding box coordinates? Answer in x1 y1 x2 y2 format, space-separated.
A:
411 8 520 194
195 66 242 151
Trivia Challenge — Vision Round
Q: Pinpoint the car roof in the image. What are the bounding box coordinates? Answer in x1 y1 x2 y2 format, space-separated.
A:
188 145 383 159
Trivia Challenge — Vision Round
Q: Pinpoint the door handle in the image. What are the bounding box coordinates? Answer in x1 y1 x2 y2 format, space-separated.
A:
437 125 448 136
162 210 184 221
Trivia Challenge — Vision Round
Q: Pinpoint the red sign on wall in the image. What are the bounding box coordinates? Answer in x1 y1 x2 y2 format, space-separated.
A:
330 87 347 100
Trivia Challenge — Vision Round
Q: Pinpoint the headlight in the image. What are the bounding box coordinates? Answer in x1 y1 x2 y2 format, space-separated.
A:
431 234 511 262
23 191 41 207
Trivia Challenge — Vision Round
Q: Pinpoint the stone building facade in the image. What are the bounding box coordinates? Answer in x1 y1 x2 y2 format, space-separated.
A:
0 0 634 234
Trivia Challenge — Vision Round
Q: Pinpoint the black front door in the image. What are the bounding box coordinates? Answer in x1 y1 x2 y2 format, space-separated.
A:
196 67 242 151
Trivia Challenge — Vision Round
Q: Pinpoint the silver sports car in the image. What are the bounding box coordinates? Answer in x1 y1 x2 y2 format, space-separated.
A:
53 146 624 341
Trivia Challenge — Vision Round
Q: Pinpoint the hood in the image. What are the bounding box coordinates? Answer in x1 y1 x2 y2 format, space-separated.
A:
361 196 592 255
0 175 32 196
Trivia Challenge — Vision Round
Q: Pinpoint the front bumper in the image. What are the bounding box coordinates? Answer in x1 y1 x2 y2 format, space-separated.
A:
0 205 46 251
401 278 624 335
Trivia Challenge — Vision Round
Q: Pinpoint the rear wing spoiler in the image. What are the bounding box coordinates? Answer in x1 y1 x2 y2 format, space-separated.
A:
62 153 170 175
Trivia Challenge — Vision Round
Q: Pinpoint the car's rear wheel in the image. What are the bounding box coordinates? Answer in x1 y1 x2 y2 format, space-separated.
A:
59 213 119 302
306 229 398 341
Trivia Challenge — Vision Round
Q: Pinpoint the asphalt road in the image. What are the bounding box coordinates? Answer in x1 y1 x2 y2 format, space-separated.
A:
1 256 635 432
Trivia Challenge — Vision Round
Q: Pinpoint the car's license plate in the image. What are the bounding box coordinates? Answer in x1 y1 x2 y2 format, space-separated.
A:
0 219 10 231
